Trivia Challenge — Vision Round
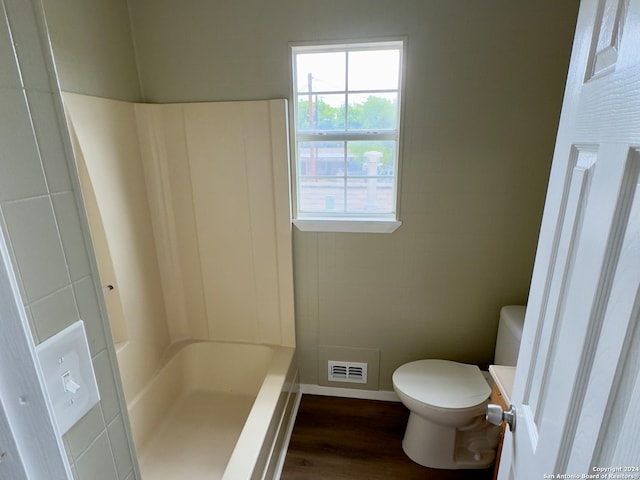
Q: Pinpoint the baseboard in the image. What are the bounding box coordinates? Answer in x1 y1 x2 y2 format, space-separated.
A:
299 383 400 402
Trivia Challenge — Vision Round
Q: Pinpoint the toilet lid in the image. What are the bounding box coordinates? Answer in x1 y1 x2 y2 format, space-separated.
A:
393 359 490 409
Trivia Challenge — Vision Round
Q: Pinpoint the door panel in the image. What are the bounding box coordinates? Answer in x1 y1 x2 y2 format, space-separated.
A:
525 147 598 427
500 0 640 476
568 151 640 470
588 0 628 78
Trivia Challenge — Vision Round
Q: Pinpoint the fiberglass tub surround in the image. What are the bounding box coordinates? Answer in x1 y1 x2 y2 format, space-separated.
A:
63 93 297 480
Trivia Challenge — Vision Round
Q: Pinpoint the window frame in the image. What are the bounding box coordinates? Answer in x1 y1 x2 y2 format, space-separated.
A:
289 39 406 233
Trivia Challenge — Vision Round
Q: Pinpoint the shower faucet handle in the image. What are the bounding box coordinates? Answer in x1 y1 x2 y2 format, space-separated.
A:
486 403 516 431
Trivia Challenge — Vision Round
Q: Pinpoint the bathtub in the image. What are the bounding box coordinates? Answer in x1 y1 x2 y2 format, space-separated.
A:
127 341 299 480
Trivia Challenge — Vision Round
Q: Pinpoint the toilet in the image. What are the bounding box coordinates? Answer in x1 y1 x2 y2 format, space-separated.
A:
392 305 526 469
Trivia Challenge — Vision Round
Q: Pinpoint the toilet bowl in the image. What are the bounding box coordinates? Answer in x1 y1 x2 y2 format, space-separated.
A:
392 305 526 469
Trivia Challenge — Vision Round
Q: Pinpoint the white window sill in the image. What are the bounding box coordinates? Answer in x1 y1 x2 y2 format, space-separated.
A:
293 218 402 233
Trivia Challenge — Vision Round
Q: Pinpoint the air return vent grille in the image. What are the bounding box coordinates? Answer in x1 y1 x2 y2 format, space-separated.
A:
328 361 368 384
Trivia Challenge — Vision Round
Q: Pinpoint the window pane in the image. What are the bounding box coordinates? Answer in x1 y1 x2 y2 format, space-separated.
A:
348 49 400 91
297 141 346 177
346 177 395 214
345 140 396 213
347 93 398 130
296 52 345 93
299 177 345 213
346 141 397 177
298 141 347 213
297 94 345 132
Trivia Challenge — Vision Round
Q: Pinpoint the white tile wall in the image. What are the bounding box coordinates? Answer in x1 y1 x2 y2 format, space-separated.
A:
0 2 20 88
51 191 92 279
0 0 137 478
74 432 120 480
29 284 79 341
3 0 52 91
3 196 71 302
65 404 105 459
108 416 134 479
93 350 121 422
29 90 74 192
0 89 48 201
74 276 109 356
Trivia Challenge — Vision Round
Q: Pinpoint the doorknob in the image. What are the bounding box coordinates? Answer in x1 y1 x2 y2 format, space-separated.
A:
486 403 516 431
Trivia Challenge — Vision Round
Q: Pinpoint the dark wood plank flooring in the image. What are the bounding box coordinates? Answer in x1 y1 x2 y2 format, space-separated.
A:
281 395 494 480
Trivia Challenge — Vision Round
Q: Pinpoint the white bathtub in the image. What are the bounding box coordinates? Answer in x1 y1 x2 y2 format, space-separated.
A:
127 341 299 480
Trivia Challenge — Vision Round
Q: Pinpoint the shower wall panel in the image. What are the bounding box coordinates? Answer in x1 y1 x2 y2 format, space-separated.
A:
136 100 294 347
63 93 170 402
64 94 294 404
185 101 292 344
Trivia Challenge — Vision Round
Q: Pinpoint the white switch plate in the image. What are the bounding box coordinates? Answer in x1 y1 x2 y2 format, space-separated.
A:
36 320 100 434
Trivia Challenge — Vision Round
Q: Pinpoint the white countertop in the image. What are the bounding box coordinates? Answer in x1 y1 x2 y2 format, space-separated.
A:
489 365 516 405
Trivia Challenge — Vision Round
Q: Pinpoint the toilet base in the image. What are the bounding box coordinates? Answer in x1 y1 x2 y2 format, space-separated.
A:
402 412 499 469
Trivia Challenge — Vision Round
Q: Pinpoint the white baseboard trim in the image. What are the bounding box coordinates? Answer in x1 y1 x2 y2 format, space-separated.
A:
299 383 400 402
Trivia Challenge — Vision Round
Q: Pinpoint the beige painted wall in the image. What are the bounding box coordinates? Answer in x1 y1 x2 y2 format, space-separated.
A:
42 0 580 391
42 0 142 102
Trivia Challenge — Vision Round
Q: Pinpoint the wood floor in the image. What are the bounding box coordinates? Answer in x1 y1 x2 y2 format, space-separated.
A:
280 395 494 480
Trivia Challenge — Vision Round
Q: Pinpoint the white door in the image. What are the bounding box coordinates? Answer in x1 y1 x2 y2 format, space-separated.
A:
499 0 640 478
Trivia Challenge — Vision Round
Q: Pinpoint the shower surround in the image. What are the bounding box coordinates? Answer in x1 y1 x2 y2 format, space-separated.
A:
63 93 297 479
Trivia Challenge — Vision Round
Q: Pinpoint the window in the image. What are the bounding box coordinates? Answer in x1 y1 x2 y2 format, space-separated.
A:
291 40 404 233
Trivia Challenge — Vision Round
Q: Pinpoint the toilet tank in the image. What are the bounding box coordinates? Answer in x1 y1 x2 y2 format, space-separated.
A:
494 305 526 366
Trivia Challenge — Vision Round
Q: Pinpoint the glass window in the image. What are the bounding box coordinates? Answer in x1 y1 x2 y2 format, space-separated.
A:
291 40 404 231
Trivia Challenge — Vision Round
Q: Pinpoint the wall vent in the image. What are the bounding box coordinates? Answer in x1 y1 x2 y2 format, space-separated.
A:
328 361 368 384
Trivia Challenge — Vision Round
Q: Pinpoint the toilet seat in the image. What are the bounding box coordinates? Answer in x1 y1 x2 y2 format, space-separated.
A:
393 359 490 410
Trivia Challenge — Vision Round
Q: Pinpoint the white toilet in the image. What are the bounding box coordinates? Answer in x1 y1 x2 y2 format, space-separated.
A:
392 305 526 469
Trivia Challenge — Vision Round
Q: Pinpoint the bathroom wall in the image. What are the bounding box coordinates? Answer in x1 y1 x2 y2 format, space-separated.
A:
126 0 581 390
41 0 141 102
41 0 581 391
0 1 137 479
